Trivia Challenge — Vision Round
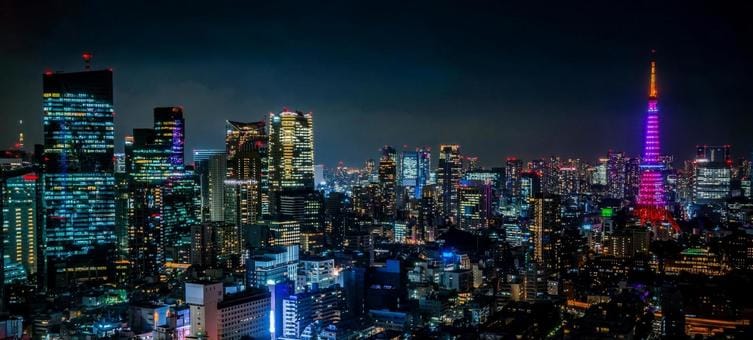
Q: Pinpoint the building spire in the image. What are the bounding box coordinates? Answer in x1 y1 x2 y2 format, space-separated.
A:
649 49 658 99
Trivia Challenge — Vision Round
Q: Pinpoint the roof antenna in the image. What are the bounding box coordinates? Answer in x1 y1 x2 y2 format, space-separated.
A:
82 52 93 70
15 120 24 150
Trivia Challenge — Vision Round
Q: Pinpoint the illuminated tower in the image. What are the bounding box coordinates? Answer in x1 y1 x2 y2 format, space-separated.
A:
637 55 665 208
635 53 679 232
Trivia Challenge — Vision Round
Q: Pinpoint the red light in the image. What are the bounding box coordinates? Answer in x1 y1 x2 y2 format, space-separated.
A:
82 52 93 61
23 173 39 181
44 70 53 76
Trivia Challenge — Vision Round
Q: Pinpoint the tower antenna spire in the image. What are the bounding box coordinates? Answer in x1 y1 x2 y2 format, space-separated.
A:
649 49 657 99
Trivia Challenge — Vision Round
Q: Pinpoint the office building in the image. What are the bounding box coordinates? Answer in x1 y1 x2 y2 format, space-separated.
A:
378 146 397 220
268 110 315 193
436 144 462 222
531 195 561 274
505 157 523 200
281 286 344 339
693 145 731 204
226 120 268 217
297 256 337 293
193 149 225 222
42 67 116 274
246 245 299 288
2 172 39 277
185 281 271 339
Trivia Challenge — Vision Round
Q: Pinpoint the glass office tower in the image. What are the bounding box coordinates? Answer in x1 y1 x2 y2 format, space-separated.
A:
42 69 116 259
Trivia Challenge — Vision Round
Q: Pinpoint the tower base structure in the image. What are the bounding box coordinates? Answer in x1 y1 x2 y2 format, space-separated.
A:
635 205 680 234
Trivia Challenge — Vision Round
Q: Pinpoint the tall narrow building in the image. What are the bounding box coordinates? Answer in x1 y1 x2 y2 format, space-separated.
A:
505 157 523 200
378 146 397 221
436 145 462 223
42 66 116 271
267 110 316 224
399 148 431 199
193 149 225 222
225 120 267 220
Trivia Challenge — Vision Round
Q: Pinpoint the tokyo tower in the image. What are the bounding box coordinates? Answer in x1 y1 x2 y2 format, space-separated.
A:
635 52 679 231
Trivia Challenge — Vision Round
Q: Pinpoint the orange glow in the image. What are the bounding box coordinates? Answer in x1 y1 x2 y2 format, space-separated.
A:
649 60 658 99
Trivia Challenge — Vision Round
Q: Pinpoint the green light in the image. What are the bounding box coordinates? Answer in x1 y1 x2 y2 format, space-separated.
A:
601 207 614 218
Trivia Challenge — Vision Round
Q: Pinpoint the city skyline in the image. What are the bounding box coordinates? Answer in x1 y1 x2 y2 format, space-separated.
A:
3 2 753 338
2 1 753 166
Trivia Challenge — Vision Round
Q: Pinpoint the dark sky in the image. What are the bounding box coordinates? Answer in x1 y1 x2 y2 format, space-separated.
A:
2 0 752 167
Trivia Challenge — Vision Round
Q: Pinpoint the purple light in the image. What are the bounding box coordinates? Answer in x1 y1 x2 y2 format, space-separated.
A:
638 97 665 207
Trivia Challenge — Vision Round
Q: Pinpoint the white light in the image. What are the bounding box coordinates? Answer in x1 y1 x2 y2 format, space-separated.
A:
269 310 275 334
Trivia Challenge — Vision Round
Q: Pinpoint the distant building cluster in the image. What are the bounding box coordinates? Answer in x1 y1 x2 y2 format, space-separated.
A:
1 54 753 339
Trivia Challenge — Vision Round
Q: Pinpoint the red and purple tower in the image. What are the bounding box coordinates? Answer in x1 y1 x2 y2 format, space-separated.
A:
635 53 679 231
637 56 665 207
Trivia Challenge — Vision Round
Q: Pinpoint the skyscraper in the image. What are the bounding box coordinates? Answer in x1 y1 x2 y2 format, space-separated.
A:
268 110 315 223
268 110 314 192
437 144 461 223
693 145 732 203
531 194 561 275
378 146 397 220
606 151 626 200
154 107 185 167
505 157 523 200
125 107 196 281
193 149 225 222
226 120 267 217
42 67 116 263
2 172 39 277
399 148 431 199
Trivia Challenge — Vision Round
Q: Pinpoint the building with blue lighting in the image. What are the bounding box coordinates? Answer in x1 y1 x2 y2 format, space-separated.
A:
42 69 116 284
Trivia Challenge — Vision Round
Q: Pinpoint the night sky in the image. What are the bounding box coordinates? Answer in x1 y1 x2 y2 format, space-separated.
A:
2 0 752 167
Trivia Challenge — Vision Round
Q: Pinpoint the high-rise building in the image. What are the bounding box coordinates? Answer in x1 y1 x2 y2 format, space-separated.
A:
378 146 397 220
246 245 299 288
226 120 267 217
593 157 608 186
693 145 732 204
399 148 431 199
437 145 462 222
224 179 258 232
531 195 561 275
42 67 116 264
505 157 523 200
268 220 301 247
624 157 641 200
606 151 626 200
268 110 315 193
2 172 39 277
208 154 227 222
297 256 337 293
125 108 196 281
193 149 225 222
458 182 485 230
276 190 324 232
154 107 185 167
